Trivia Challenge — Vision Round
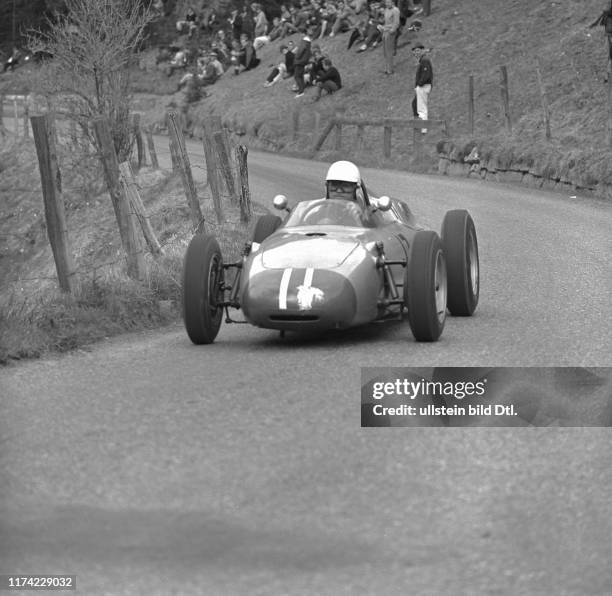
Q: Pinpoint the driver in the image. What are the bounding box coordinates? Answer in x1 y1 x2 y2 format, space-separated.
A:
325 160 365 206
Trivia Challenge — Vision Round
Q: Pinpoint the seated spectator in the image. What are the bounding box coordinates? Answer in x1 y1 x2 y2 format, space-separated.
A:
209 51 225 77
166 46 189 76
176 6 198 38
230 39 245 74
317 1 337 38
178 54 218 90
304 45 325 86
279 8 299 37
347 15 368 49
350 0 368 15
200 6 218 32
267 17 285 41
263 44 294 87
312 57 342 101
233 33 260 74
356 6 384 51
330 0 358 36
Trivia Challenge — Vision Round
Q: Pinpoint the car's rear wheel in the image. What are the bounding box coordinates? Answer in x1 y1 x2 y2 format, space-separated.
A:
252 214 282 243
182 234 224 344
441 210 479 316
405 231 447 342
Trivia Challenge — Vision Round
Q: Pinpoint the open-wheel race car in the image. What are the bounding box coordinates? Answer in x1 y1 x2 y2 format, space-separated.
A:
182 161 479 344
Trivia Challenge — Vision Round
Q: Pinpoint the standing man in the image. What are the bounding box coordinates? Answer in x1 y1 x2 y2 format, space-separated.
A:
381 0 400 75
412 43 433 133
293 29 313 98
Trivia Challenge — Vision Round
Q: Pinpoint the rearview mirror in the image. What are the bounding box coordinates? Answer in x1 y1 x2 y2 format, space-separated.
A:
375 196 392 211
273 194 288 211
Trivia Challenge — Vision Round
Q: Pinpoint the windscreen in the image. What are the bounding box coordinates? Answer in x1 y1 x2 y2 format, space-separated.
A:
284 199 369 228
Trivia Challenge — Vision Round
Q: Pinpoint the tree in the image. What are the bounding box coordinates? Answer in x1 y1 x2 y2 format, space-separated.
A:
29 0 155 161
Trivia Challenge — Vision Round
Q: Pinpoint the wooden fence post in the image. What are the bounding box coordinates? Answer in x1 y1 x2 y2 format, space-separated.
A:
356 124 365 151
468 74 474 136
23 102 29 138
213 130 237 204
93 115 145 280
607 61 612 148
166 111 179 173
334 121 342 150
30 114 76 293
13 97 19 135
0 95 6 136
202 119 223 224
145 127 159 169
167 110 203 228
535 62 551 141
383 118 392 158
313 119 336 151
132 113 145 170
292 107 300 142
499 65 512 133
235 145 252 224
314 112 321 136
119 162 163 256
413 121 423 162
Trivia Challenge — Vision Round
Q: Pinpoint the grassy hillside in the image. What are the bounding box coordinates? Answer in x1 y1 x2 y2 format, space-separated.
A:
140 0 612 185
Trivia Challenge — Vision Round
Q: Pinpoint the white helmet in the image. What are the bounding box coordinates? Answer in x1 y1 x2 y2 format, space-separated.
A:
325 161 361 184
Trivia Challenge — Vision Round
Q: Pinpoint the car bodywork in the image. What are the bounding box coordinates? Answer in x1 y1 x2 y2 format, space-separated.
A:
182 179 478 343
240 192 420 332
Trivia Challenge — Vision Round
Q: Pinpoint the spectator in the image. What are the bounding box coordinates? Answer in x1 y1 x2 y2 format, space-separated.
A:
176 6 198 38
304 45 325 85
331 0 358 36
240 4 255 39
381 0 400 74
253 3 269 37
263 44 294 87
589 1 612 60
166 46 189 76
209 51 225 77
199 6 217 32
228 8 243 40
355 7 384 51
312 57 342 101
293 30 313 97
230 39 244 74
317 1 336 38
412 44 433 133
239 33 261 71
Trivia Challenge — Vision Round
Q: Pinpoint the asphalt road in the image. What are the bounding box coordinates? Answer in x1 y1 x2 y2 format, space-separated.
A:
2 148 612 595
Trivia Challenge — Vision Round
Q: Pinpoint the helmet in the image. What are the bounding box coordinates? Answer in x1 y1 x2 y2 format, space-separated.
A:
325 161 361 184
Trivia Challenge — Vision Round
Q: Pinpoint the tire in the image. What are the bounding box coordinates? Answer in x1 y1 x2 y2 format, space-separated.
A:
404 231 447 342
252 214 282 243
441 210 479 316
182 234 224 344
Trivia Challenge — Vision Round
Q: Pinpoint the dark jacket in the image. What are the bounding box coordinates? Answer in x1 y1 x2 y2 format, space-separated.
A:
317 66 342 88
415 56 433 87
284 50 295 75
294 37 312 66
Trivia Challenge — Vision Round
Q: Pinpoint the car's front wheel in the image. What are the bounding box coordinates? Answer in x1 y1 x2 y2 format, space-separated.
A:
182 234 224 344
441 209 479 316
405 231 447 342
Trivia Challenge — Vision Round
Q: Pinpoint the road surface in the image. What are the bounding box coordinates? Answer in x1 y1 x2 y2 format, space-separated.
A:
1 148 612 595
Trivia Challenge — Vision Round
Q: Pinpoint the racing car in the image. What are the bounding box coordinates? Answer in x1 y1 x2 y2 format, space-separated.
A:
182 161 479 343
